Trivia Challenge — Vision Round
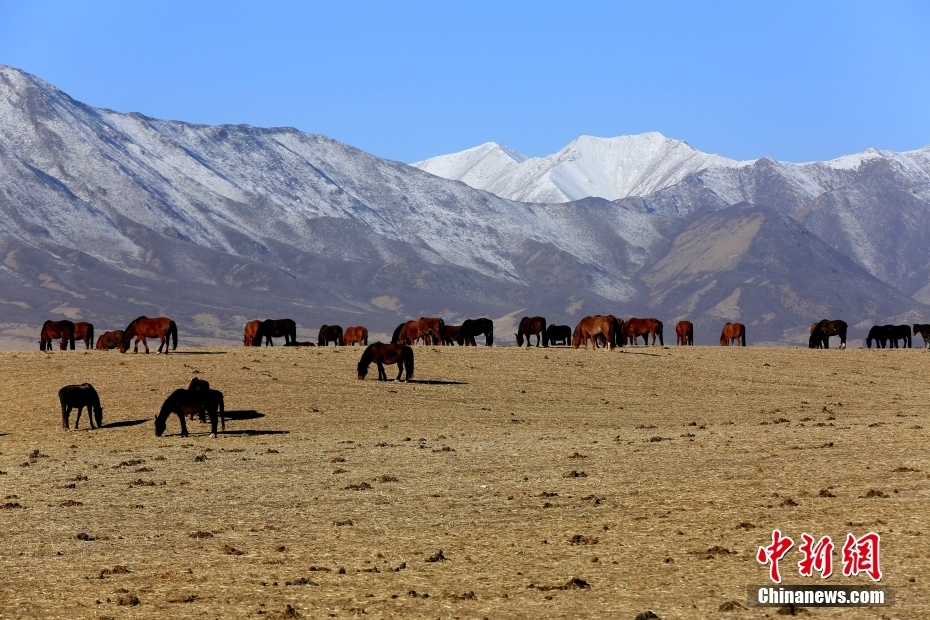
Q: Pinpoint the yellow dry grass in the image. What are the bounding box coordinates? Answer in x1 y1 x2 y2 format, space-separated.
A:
0 345 926 619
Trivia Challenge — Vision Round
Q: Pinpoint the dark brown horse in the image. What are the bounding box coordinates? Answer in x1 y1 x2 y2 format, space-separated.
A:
59 383 103 430
516 316 547 347
155 388 225 438
441 325 461 346
867 324 910 348
719 322 746 346
73 322 94 350
120 316 177 354
318 325 344 346
260 319 297 346
95 330 124 350
459 318 494 346
675 320 693 346
40 320 75 351
545 324 572 346
625 317 664 346
243 320 263 346
344 326 368 346
913 324 930 349
573 315 616 350
808 319 847 349
357 342 414 382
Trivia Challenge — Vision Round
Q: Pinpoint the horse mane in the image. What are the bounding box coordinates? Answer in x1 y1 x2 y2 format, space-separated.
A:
357 344 375 378
155 389 186 436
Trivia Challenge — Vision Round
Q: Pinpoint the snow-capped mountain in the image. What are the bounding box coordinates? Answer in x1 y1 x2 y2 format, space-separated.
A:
0 65 925 347
414 133 743 203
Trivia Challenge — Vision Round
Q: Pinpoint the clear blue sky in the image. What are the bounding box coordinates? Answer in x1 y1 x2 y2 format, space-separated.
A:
1 1 928 163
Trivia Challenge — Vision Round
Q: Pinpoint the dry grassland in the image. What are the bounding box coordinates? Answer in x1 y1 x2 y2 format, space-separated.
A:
0 344 927 619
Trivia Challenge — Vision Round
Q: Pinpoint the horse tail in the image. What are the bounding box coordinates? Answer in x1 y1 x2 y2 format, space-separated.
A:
363 328 368 346
540 317 548 347
404 346 414 380
338 326 344 346
741 324 747 347
656 320 664 346
87 324 94 350
169 320 178 350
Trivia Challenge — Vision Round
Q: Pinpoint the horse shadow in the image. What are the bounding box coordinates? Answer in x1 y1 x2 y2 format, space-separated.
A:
221 429 290 436
101 419 149 429
406 379 468 385
172 351 228 355
224 410 265 421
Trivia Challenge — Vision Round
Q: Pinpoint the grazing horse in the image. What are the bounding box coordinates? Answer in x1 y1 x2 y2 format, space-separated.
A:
318 325 344 346
459 318 494 346
675 321 693 346
719 322 746 346
913 324 930 349
344 326 368 346
417 317 445 345
260 319 297 346
546 324 572 346
95 330 124 350
573 315 617 350
357 342 414 382
866 325 889 349
59 384 103 430
809 319 847 349
625 317 664 346
40 320 75 351
516 316 547 347
867 325 911 349
120 316 177 354
155 388 226 438
441 325 461 346
73 322 94 350
243 320 263 346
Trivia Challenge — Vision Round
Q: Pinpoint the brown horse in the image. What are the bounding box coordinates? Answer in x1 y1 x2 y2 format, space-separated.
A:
357 342 414 382
95 330 124 350
459 318 494 346
243 320 263 346
675 321 693 346
625 317 664 346
572 315 616 350
259 318 297 346
318 325 344 346
120 316 178 354
809 319 847 349
345 326 368 346
441 325 461 346
719 322 746 346
398 318 443 345
516 316 547 347
40 320 75 351
913 324 930 349
418 317 445 345
73 322 94 350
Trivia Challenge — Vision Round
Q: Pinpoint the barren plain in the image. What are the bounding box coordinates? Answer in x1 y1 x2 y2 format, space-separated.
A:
0 344 926 619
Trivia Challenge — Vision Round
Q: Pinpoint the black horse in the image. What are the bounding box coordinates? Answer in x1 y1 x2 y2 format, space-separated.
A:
259 319 297 346
809 319 848 349
545 324 572 346
59 383 103 430
155 388 225 438
866 324 912 349
459 318 494 346
357 342 414 382
318 324 344 346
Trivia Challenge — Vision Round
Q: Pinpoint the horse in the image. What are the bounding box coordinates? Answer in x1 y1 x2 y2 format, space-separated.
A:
441 325 461 346
344 326 368 346
572 315 616 350
675 321 693 346
120 316 177 354
913 324 930 349
59 384 102 430
545 324 572 346
357 342 414 382
866 325 889 349
260 319 297 346
516 316 547 347
155 388 226 438
40 320 75 351
95 330 124 350
418 317 445 345
719 322 746 346
867 325 911 349
391 322 409 344
73 322 94 350
625 317 664 346
809 319 847 349
318 325 344 346
459 318 494 346
243 320 263 346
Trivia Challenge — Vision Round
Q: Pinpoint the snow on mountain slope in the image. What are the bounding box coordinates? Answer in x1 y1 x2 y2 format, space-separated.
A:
414 133 742 203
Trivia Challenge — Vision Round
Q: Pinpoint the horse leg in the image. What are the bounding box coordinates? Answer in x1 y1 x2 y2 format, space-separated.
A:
377 361 387 381
62 404 70 430
395 361 404 382
177 411 189 437
210 409 218 438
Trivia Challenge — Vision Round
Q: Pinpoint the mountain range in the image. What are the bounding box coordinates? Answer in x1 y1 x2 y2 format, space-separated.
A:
0 64 927 348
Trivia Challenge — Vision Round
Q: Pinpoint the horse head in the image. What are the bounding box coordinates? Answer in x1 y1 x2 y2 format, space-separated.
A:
154 416 166 437
515 332 523 347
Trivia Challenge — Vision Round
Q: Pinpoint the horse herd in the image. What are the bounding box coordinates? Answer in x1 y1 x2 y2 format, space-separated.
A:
40 317 177 354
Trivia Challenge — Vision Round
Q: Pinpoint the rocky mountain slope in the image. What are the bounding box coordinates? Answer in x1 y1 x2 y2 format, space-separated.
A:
0 65 924 347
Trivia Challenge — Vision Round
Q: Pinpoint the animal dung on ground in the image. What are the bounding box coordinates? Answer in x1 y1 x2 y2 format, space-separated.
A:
426 550 447 562
221 543 244 555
